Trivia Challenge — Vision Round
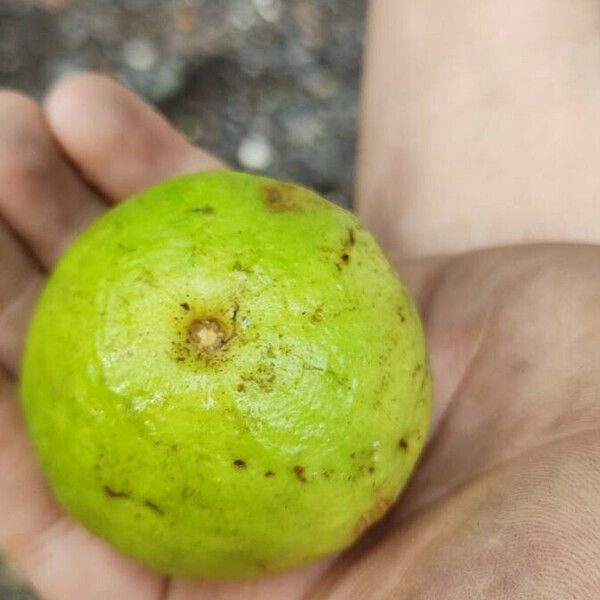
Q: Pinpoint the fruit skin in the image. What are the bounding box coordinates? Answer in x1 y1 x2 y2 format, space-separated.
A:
21 171 431 579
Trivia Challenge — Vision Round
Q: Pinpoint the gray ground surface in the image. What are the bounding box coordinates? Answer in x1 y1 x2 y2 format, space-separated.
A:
0 1 364 596
1 0 364 204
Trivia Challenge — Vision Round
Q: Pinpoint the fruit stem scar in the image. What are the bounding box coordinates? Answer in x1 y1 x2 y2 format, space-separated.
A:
187 318 228 353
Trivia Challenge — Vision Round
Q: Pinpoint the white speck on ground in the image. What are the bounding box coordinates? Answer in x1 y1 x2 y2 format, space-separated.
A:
122 39 158 71
237 135 274 170
253 0 282 23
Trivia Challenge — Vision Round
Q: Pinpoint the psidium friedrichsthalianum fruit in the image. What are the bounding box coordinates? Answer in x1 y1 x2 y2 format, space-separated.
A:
21 171 432 579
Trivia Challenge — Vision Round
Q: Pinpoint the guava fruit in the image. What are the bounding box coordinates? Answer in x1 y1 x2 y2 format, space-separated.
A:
21 171 431 579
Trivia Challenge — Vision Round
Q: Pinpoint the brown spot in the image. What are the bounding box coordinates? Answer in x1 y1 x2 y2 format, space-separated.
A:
323 469 333 479
355 494 394 536
232 261 252 273
236 383 246 393
180 302 190 311
144 500 164 515
240 362 276 392
335 228 356 269
187 318 228 354
230 303 240 330
311 306 324 322
397 307 406 322
347 228 356 247
262 182 309 212
193 205 215 215
398 438 409 451
294 465 307 482
264 470 275 477
103 486 130 500
233 459 247 469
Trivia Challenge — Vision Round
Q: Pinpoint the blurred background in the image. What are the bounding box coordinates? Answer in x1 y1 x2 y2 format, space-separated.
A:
0 0 365 597
0 0 365 206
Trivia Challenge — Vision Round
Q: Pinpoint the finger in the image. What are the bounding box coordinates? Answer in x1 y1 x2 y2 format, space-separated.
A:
45 72 226 202
0 371 164 600
0 220 43 375
166 560 331 600
0 91 105 268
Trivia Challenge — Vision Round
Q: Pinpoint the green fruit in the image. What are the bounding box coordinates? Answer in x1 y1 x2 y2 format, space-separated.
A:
21 171 431 579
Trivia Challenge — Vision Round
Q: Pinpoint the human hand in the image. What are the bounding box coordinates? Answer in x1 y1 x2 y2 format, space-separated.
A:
0 73 598 600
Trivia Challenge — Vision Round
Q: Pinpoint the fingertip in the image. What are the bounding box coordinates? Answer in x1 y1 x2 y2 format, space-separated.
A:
0 88 40 116
44 71 115 133
44 71 225 200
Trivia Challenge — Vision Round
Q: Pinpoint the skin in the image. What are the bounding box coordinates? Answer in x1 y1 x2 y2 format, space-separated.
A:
21 172 430 579
0 1 600 596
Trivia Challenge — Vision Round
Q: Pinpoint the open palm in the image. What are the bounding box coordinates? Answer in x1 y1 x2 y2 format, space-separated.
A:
0 74 598 600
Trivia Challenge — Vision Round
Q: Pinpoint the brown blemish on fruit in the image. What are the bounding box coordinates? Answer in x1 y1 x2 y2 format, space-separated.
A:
187 318 228 353
355 494 393 536
103 485 130 500
311 306 324 322
264 470 275 477
240 362 276 392
262 181 309 212
323 469 333 479
232 260 252 273
180 302 190 311
230 302 240 329
336 227 356 269
397 306 406 322
294 465 307 482
398 438 409 451
233 459 247 469
192 205 215 215
236 383 246 393
144 500 164 515
347 227 356 247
